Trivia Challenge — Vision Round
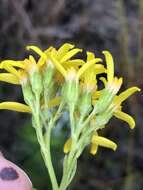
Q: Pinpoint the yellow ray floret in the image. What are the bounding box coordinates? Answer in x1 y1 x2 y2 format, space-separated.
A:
107 77 123 95
48 97 61 108
63 59 85 68
87 51 95 61
41 97 61 110
90 144 98 155
77 58 102 78
64 137 72 153
60 48 82 63
103 51 114 84
82 65 97 92
94 64 107 74
1 64 21 79
0 102 31 113
0 73 20 85
26 45 47 60
90 134 117 155
0 60 25 69
99 77 107 87
50 51 67 78
114 87 141 107
57 43 75 60
114 110 135 129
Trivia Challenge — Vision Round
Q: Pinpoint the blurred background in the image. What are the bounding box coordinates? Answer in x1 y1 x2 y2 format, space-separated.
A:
0 0 143 189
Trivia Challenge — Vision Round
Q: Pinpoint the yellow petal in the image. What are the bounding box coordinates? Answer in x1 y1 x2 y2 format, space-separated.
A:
26 45 47 60
99 77 107 87
64 59 85 67
77 58 102 78
49 51 67 78
41 97 61 109
17 70 28 84
90 143 98 155
102 51 114 83
29 55 37 65
1 64 20 78
92 135 117 151
57 43 74 60
92 90 102 100
38 48 54 67
37 57 46 67
114 110 135 129
0 102 31 113
94 64 107 74
48 97 61 108
116 87 141 105
23 59 37 73
0 60 25 69
44 46 54 55
0 73 20 85
87 51 95 61
44 46 54 56
107 77 123 95
63 138 72 153
60 48 82 63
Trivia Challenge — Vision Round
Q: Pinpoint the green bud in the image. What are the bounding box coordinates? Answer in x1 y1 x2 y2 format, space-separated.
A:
95 110 113 127
94 88 115 114
30 70 43 96
79 91 92 117
22 81 34 106
62 80 79 109
43 63 54 88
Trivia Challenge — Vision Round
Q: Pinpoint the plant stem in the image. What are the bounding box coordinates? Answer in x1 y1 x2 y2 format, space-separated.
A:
34 94 59 190
59 142 77 190
59 107 78 190
44 122 59 190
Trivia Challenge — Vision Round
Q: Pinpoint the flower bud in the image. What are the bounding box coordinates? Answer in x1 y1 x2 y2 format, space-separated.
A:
94 78 122 114
79 91 92 117
30 71 43 96
21 82 34 108
24 58 43 96
0 152 32 190
95 111 113 128
62 68 79 109
43 60 54 88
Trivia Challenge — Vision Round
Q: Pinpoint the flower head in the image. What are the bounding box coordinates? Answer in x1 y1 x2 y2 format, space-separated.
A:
0 43 140 157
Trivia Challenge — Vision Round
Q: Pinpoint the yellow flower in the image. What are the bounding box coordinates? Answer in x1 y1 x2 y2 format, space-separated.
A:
63 132 117 155
0 96 62 113
0 56 38 85
0 102 31 113
0 73 19 85
81 52 106 92
90 132 117 155
92 51 123 105
103 51 123 94
49 51 102 81
26 44 85 81
0 60 25 84
63 137 72 154
112 87 141 129
0 45 54 86
26 43 83 67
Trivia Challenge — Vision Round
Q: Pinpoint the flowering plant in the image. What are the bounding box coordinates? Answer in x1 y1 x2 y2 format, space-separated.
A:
0 43 140 190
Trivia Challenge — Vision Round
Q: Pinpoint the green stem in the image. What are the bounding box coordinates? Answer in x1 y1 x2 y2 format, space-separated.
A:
59 107 78 190
44 122 59 190
34 94 59 190
59 143 77 190
34 118 59 190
